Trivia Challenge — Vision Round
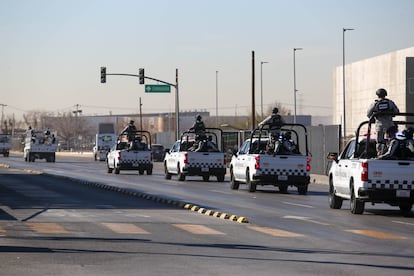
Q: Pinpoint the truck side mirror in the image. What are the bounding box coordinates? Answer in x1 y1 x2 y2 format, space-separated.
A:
327 152 338 161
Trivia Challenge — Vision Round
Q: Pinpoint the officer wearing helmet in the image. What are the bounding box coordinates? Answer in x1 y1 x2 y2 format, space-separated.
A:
121 120 137 142
189 114 207 150
367 88 399 154
258 107 286 129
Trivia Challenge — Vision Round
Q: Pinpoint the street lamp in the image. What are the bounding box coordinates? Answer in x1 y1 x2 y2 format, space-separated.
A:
342 28 354 143
216 70 219 127
293 48 302 124
260 61 269 118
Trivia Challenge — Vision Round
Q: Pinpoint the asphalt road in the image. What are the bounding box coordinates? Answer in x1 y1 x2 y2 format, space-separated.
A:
1 152 414 275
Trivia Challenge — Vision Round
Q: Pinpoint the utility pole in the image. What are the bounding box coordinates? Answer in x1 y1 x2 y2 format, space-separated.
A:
251 51 256 129
139 97 143 131
0 104 7 133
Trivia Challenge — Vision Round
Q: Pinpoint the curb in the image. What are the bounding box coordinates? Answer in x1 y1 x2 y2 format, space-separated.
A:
0 162 250 224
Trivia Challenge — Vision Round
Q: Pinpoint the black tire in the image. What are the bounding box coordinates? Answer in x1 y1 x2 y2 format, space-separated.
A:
107 164 113 173
217 174 225 182
298 185 308 195
29 154 35 162
164 163 172 180
329 178 343 209
399 202 412 213
51 153 56 163
147 167 153 175
230 169 239 190
177 166 185 181
202 175 210 182
350 182 364 214
114 165 120 175
279 185 288 194
246 169 256 192
139 169 145 175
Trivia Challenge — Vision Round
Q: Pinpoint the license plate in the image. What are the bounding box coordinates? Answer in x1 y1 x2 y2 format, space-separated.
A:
396 190 410 198
278 175 288 181
201 167 209 172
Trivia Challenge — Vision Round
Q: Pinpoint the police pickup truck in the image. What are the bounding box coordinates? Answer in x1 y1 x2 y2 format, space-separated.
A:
164 128 226 182
0 134 10 157
106 130 153 175
24 129 57 162
229 124 311 194
327 113 414 214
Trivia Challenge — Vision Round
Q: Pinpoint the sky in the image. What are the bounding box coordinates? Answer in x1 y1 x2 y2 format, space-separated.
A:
1 0 414 121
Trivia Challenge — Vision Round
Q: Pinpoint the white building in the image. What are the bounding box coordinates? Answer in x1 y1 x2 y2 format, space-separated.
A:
333 46 414 137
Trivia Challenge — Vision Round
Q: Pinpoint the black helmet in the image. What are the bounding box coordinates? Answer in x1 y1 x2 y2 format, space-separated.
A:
196 114 202 121
376 88 387 98
129 120 135 124
272 107 279 114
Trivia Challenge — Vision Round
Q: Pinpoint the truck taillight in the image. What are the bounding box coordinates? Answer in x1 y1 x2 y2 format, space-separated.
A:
306 157 311 172
224 154 226 165
361 162 368 181
184 153 188 164
117 152 121 161
255 155 260 170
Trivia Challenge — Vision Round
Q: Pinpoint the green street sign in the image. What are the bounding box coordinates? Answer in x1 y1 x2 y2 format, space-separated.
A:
145 84 171 93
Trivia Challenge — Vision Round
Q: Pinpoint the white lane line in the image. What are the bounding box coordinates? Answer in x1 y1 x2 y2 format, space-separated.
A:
392 220 414 226
209 190 232 195
282 201 314 208
283 215 330 226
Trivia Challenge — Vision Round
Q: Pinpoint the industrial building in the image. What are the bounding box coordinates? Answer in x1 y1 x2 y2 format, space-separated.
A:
333 46 414 137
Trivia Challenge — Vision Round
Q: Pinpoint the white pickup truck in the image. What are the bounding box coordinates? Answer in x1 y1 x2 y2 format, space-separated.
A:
0 134 10 157
164 128 226 182
229 124 311 194
327 114 414 214
24 129 58 162
106 130 153 175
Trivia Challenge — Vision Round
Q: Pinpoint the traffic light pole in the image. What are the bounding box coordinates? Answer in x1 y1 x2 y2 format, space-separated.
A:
101 68 180 140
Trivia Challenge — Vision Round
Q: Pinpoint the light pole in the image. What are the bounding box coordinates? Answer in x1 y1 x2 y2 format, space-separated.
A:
216 70 219 127
293 48 302 124
342 28 354 143
260 61 269 118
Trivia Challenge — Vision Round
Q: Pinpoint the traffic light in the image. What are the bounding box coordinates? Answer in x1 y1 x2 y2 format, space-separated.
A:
100 67 106 83
139 68 145 84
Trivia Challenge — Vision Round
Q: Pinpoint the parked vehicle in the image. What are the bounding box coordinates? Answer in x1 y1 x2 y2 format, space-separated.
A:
106 130 153 175
164 128 226 182
93 123 116 161
327 113 414 214
0 134 10 157
229 124 311 194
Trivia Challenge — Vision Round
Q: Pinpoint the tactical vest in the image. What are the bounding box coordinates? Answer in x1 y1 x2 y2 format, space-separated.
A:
375 99 391 115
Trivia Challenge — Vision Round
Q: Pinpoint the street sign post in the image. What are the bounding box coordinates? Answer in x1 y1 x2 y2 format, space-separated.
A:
145 84 171 93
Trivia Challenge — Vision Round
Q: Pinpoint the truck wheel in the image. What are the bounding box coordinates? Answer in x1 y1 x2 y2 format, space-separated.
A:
114 166 120 174
329 178 343 209
202 175 210 182
350 183 364 214
216 174 225 182
139 169 145 175
279 185 288 194
298 185 308 195
164 164 172 180
29 154 35 162
246 169 256 192
230 169 239 190
147 167 153 175
177 166 185 181
399 202 412 213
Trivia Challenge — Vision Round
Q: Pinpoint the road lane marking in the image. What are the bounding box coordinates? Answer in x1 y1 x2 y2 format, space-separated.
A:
102 223 150 234
392 220 414 226
25 222 68 234
247 225 304 237
282 201 314 208
283 215 330 226
172 224 225 235
346 229 407 239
